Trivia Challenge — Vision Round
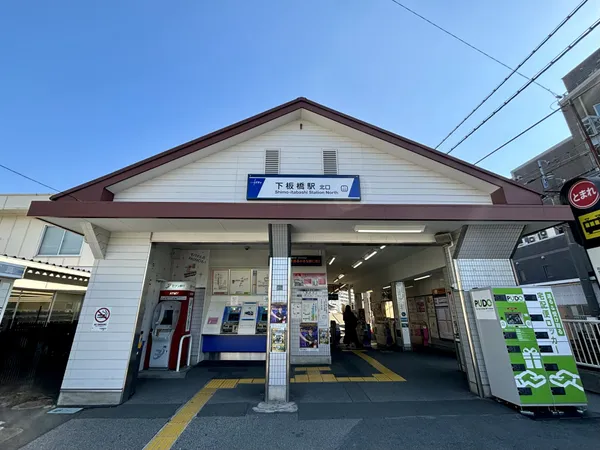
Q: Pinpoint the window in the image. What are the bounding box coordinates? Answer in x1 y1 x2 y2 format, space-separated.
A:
264 149 280 174
322 149 338 175
38 226 83 256
594 103 600 116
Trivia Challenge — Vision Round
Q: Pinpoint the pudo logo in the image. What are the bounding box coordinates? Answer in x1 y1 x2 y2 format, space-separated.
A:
474 298 493 309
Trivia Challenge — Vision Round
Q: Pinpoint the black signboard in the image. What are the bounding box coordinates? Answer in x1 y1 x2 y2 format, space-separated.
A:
560 176 600 249
291 255 322 267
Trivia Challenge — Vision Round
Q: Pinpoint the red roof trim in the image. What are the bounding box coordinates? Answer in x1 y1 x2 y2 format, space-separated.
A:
29 201 572 223
50 97 541 205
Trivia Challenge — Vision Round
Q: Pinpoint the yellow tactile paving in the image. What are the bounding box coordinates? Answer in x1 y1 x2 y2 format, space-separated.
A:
143 382 216 450
362 377 378 382
220 379 239 389
351 350 406 382
373 373 392 382
308 374 324 382
294 374 309 383
349 377 365 382
321 374 336 382
290 378 295 383
317 366 331 371
237 378 254 384
252 378 265 384
204 379 225 389
335 376 350 382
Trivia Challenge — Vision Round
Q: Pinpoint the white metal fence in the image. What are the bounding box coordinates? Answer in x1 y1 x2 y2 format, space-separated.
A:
563 319 600 369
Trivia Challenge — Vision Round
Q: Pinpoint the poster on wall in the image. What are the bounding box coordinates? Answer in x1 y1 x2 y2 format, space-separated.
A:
319 328 330 345
271 325 286 352
425 296 440 339
299 323 319 350
291 303 302 319
230 269 251 295
270 304 288 324
301 299 318 322
171 250 210 288
212 270 229 295
318 297 329 326
253 269 269 295
293 273 327 288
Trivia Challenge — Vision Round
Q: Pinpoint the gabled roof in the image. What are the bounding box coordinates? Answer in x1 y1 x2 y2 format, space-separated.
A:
51 97 541 205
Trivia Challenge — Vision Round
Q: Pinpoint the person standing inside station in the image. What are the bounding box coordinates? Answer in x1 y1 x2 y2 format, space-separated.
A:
343 305 360 348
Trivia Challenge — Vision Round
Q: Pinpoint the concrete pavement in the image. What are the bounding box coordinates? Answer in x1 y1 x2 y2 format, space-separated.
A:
12 351 600 449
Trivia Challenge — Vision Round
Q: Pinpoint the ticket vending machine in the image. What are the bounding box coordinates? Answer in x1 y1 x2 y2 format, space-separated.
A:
221 306 241 334
256 306 268 334
148 281 195 370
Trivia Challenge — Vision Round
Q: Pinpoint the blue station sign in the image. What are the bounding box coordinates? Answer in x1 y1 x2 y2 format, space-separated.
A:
247 175 361 201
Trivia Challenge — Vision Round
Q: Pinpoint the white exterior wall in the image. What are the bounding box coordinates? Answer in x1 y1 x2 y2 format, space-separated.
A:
114 120 491 205
59 232 151 406
0 200 94 271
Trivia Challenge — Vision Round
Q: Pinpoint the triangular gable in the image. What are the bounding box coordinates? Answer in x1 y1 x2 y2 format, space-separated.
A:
113 119 493 205
50 98 542 206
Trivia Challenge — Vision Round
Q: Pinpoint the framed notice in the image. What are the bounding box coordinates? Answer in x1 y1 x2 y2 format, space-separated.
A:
212 270 229 295
293 273 327 288
301 299 318 322
253 269 269 295
230 269 251 295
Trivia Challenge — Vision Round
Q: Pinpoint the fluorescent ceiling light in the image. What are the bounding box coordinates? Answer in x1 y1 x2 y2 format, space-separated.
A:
328 257 336 265
338 274 345 279
354 225 426 233
414 274 431 281
366 290 373 293
352 261 363 268
405 285 414 289
364 251 377 260
340 284 347 289
333 278 339 283
380 245 387 249
383 285 391 289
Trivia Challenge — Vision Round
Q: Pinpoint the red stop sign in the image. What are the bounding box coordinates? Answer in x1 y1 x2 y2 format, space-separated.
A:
568 180 600 209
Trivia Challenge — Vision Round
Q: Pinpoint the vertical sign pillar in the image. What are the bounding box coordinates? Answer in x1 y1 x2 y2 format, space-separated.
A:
265 224 291 402
393 281 412 351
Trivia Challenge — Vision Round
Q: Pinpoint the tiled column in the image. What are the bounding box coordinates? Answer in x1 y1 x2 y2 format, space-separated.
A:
266 224 291 402
445 225 524 397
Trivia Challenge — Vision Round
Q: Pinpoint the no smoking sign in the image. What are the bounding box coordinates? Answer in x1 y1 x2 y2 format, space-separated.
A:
92 307 112 332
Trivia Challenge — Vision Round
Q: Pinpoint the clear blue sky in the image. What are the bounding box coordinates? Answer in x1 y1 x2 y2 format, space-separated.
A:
1 0 599 193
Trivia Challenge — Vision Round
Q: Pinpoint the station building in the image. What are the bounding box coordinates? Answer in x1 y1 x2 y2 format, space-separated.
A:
27 98 572 406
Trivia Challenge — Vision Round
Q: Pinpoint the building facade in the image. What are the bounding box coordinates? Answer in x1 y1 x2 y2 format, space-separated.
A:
510 48 600 317
27 98 572 406
0 194 93 331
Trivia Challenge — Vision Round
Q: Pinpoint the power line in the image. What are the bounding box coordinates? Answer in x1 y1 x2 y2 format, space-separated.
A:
388 0 560 97
472 109 561 165
0 163 81 202
434 0 589 149
445 17 600 155
474 77 600 169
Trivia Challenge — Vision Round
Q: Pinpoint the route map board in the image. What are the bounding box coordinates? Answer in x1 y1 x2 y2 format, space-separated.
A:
471 287 586 408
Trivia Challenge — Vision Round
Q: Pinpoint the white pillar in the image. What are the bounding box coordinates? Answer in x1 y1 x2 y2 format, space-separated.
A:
58 232 152 406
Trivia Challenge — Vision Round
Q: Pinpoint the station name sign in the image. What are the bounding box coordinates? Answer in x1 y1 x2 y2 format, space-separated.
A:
247 174 361 201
